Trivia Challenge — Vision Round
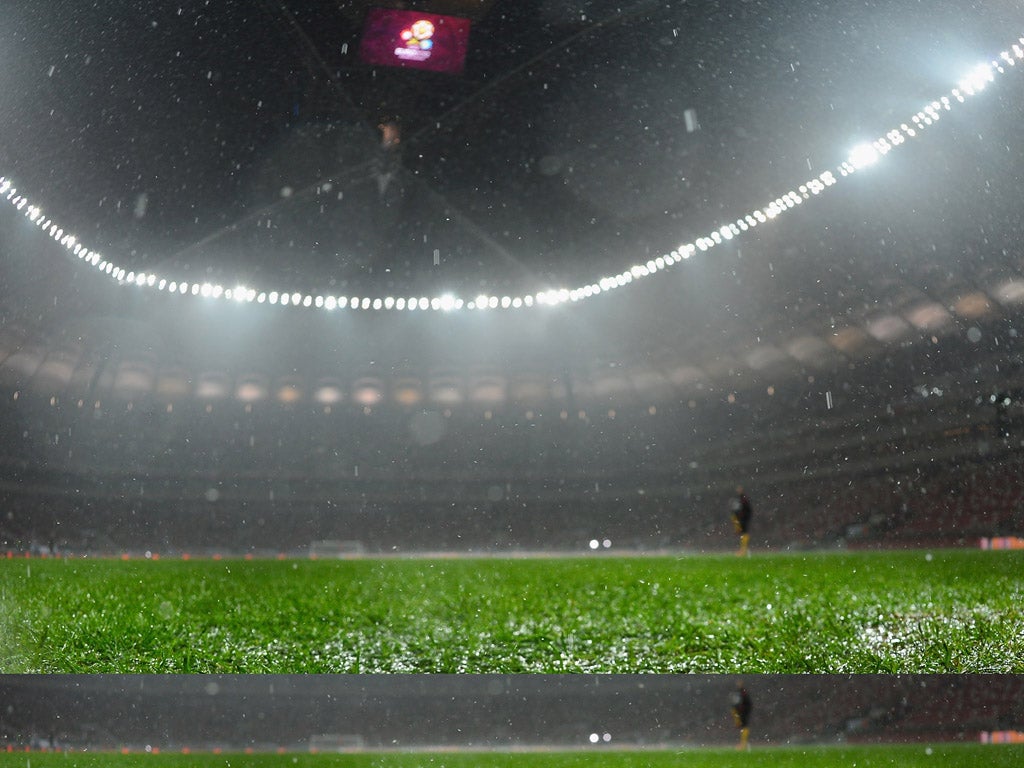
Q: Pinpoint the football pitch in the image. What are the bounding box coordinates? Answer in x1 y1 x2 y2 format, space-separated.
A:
2 745 1022 768
2 550 1022 672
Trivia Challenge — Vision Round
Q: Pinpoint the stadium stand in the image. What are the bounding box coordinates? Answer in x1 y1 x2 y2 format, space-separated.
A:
2 366 1023 554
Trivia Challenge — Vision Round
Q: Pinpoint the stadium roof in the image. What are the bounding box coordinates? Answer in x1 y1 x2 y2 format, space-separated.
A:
2 1 1024 406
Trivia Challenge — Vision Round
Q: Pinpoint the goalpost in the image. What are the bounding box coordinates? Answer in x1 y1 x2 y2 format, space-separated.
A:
308 540 366 558
309 734 365 752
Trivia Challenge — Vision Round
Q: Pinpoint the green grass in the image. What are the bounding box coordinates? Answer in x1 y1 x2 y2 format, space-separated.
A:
2 550 1022 672
2 745 1022 768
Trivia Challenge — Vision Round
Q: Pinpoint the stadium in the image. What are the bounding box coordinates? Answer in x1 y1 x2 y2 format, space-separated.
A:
2 1 1024 671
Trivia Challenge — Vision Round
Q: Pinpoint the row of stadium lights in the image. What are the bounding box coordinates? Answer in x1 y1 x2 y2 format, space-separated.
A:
14 390 675 419
1 44 1020 313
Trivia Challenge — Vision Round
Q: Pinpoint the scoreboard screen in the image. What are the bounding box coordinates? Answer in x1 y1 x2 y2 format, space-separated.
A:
359 8 471 75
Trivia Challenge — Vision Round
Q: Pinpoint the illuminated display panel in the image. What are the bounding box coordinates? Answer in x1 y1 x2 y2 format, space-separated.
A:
359 7 471 74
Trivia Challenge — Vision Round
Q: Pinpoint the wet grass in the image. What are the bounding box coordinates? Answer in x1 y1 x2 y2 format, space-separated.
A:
2 745 1022 768
2 550 1022 672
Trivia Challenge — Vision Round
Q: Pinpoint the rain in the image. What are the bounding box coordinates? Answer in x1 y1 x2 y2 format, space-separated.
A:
1 0 1023 759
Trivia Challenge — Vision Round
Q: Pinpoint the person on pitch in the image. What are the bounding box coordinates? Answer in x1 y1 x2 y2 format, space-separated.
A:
730 486 752 556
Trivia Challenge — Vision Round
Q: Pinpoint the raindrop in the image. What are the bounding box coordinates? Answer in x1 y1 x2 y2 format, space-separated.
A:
537 155 563 176
133 193 148 219
409 411 446 446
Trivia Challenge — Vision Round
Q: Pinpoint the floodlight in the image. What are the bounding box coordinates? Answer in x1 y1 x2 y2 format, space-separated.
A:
848 142 880 169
